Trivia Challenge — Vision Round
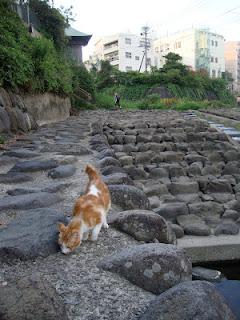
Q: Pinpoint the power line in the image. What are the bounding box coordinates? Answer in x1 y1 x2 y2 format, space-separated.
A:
219 5 240 16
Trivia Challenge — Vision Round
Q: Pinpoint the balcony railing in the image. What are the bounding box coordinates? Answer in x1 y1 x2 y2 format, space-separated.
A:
105 56 119 62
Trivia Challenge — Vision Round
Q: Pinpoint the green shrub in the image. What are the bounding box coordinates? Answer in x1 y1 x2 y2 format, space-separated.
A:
71 95 95 109
206 100 235 108
136 95 166 110
71 63 95 96
95 92 115 109
174 100 209 111
30 37 72 93
0 2 34 88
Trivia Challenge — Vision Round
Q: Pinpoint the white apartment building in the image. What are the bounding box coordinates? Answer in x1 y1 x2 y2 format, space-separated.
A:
153 28 225 78
225 41 240 92
89 33 154 72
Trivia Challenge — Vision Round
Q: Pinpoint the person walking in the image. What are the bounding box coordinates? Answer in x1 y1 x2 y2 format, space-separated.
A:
114 93 121 109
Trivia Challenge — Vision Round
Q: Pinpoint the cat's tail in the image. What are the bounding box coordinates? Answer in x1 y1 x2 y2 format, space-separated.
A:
85 164 99 181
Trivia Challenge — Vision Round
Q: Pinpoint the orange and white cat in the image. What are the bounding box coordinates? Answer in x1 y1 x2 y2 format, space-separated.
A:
58 164 111 254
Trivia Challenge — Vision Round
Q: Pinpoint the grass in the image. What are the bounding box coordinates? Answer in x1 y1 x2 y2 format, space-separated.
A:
93 91 236 111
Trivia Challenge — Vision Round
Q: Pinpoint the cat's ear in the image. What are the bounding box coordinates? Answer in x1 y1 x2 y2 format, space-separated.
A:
58 222 66 233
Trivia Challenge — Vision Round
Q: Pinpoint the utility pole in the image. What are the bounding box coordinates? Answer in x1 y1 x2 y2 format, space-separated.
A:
140 26 151 72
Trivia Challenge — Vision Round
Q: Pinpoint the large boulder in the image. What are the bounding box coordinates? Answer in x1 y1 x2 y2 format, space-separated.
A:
42 144 91 155
192 266 226 283
98 157 121 168
3 149 39 158
0 172 33 183
119 155 133 166
101 165 126 176
109 185 150 210
144 183 169 197
188 201 224 218
9 160 58 173
155 202 189 222
0 274 67 320
134 151 153 164
125 166 148 180
170 223 184 238
47 164 76 179
7 182 71 196
162 151 184 162
177 214 211 236
214 221 240 235
0 208 66 261
0 192 61 211
169 181 199 195
97 148 115 160
98 243 192 294
139 281 236 320
149 167 169 179
109 210 175 243
205 179 233 194
223 162 240 175
102 173 134 185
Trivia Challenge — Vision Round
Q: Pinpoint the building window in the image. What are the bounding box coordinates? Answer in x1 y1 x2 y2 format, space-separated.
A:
211 57 214 62
125 38 131 45
126 66 132 71
104 50 119 62
104 40 118 50
211 40 214 46
135 56 140 60
212 69 216 78
147 58 151 66
218 70 221 77
215 57 218 63
174 41 181 49
215 41 218 46
125 52 132 58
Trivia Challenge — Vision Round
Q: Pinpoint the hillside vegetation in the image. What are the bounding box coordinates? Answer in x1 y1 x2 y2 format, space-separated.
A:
92 54 235 110
0 0 94 100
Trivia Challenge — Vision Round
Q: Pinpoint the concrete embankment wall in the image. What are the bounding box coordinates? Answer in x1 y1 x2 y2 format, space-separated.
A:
0 88 71 133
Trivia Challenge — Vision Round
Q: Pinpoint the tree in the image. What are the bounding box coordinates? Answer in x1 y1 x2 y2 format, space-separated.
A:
162 52 189 76
59 5 75 25
29 0 68 49
96 60 115 89
163 52 183 64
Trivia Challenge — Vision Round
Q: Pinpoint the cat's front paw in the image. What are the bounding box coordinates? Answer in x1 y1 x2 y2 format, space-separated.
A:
103 223 109 229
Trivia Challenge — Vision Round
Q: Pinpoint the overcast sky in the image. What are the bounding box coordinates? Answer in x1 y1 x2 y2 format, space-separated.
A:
54 0 240 61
